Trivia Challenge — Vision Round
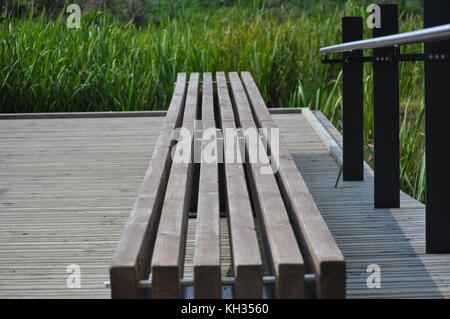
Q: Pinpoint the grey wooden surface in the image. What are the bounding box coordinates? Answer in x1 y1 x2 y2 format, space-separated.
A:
1 110 448 298
0 117 160 298
275 111 448 299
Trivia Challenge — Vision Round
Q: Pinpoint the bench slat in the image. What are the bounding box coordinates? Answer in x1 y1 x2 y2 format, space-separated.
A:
151 73 199 298
228 72 305 299
193 73 221 299
216 72 263 298
110 73 187 298
240 71 346 298
112 71 345 299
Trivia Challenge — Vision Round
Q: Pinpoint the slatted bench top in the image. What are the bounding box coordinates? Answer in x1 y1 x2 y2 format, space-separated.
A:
110 72 345 299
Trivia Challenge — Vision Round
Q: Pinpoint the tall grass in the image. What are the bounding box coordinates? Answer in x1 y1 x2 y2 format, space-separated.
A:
0 1 369 113
288 2 426 202
0 0 426 201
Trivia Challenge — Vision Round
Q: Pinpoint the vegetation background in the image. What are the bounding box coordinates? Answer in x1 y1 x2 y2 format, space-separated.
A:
0 0 426 202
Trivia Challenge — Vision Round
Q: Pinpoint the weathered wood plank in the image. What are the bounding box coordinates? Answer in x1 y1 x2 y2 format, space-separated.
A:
193 73 221 299
0 116 163 298
110 73 187 298
3 80 448 300
216 72 263 298
151 73 199 299
0 111 167 120
272 111 435 299
229 72 304 299
241 72 345 298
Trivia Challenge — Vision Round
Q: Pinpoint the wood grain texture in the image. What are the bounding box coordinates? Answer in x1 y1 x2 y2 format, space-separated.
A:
241 72 345 299
0 116 162 298
229 72 304 299
0 110 167 120
2 98 445 299
216 72 263 298
272 111 449 299
110 73 187 298
193 73 221 299
151 73 199 299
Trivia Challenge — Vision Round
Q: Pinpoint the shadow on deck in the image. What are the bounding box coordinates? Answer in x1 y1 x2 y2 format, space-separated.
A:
276 111 445 299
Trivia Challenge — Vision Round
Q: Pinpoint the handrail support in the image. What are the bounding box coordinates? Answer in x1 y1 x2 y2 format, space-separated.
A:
322 52 448 64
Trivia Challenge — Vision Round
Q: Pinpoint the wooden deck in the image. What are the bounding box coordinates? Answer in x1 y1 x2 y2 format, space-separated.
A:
0 116 161 298
1 109 449 298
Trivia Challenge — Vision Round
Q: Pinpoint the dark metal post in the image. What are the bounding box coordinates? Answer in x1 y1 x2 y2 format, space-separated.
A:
342 17 364 181
373 4 400 208
424 0 450 253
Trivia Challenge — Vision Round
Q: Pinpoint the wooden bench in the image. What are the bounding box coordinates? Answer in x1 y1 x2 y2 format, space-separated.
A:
110 72 345 299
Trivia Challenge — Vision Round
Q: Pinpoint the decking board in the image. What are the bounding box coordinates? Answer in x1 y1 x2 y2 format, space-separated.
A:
1 109 448 299
0 117 161 299
273 111 446 299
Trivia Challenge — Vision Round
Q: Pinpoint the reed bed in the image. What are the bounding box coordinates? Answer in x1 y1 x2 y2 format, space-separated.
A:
0 0 426 201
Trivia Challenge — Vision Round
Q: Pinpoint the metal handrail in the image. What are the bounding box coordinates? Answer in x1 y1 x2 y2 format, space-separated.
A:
320 23 450 54
321 1 450 254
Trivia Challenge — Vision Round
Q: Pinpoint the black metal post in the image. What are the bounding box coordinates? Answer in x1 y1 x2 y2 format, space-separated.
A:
424 0 450 253
373 4 400 208
342 17 364 181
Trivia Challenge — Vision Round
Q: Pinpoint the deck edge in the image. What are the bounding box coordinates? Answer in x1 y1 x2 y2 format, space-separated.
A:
302 107 425 208
0 108 301 120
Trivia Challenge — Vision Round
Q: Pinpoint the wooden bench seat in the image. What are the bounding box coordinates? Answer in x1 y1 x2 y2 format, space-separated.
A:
110 72 345 299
